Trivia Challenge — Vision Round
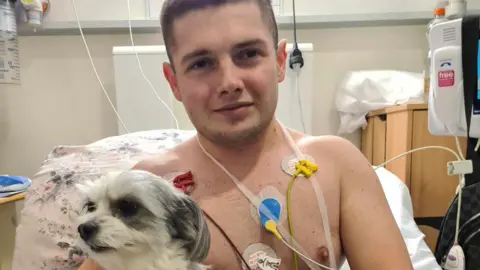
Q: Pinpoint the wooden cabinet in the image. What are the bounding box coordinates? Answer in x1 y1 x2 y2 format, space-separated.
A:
361 103 467 251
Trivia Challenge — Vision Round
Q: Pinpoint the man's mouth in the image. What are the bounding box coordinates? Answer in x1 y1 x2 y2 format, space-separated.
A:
214 102 253 112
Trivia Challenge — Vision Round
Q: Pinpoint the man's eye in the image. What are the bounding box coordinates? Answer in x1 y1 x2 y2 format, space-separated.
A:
84 201 96 212
189 58 214 70
238 49 259 60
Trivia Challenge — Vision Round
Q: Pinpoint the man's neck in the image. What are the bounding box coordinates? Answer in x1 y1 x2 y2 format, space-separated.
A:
196 120 283 166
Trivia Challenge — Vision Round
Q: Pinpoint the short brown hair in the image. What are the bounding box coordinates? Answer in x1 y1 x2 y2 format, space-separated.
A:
160 0 279 65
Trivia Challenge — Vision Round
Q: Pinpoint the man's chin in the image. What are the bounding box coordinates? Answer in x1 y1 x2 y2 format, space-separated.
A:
205 122 264 146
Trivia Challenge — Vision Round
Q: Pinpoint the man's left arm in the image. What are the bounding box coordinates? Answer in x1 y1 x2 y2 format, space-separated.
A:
332 137 413 270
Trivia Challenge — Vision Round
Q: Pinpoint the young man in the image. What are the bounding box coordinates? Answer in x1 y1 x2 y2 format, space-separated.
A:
80 0 413 269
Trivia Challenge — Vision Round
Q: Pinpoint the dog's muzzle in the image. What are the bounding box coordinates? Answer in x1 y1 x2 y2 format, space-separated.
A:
78 221 99 242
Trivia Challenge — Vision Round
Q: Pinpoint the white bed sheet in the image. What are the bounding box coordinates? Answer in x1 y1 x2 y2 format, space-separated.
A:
339 167 442 270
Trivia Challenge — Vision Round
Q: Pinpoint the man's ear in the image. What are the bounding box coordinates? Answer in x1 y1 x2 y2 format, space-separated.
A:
163 62 182 102
276 39 288 83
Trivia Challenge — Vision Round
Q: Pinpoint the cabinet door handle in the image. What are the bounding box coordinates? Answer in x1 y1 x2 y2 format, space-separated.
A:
11 214 17 227
378 114 387 121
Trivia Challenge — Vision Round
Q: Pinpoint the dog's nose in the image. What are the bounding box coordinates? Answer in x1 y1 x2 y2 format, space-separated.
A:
78 221 99 241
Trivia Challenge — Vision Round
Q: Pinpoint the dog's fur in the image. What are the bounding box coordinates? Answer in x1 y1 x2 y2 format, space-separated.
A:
75 170 211 270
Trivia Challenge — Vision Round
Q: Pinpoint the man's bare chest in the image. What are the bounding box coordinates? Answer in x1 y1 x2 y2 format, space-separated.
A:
177 162 341 270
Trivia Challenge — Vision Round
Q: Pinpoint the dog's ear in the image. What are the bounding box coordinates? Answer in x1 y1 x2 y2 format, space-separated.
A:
168 196 210 262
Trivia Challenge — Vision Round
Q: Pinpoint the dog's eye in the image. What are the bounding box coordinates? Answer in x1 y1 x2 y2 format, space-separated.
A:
117 199 138 217
84 201 97 212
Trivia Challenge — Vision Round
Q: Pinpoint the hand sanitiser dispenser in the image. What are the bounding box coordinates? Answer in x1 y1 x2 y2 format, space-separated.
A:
428 18 480 138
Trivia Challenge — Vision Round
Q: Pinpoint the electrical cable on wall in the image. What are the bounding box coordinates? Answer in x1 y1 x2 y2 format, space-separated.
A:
294 69 306 133
289 0 307 134
288 0 304 71
70 0 131 134
71 0 180 134
126 0 180 130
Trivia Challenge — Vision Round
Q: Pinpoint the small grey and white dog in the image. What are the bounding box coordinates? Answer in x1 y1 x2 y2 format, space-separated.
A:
75 170 211 270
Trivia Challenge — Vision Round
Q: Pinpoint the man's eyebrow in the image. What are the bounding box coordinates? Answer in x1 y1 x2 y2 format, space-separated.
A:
180 39 267 65
181 49 210 65
233 38 267 50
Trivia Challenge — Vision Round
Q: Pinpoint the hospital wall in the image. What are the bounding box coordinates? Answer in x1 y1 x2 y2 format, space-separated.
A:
0 25 427 177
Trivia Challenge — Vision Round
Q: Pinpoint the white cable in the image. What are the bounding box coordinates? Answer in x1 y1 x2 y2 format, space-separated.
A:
71 0 130 134
475 139 480 152
428 76 470 244
454 174 464 244
126 0 180 130
293 66 306 133
374 145 462 169
373 144 464 246
454 136 465 160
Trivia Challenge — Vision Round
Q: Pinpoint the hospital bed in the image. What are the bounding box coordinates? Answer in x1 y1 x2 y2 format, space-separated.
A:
10 129 441 269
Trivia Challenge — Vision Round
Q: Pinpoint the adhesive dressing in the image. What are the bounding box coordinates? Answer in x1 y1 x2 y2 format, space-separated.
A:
197 121 336 270
281 154 316 176
242 243 281 270
250 186 287 226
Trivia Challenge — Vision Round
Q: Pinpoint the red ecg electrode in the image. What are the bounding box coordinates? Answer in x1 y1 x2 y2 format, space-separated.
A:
172 171 195 195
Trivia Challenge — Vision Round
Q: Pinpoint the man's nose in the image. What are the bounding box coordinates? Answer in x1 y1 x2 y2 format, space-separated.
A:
217 60 244 94
78 221 99 241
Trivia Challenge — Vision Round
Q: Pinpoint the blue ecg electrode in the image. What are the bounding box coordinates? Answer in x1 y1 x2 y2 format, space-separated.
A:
259 198 281 228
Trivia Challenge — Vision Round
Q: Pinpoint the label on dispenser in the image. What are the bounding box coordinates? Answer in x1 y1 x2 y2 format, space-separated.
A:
0 3 21 84
438 70 455 87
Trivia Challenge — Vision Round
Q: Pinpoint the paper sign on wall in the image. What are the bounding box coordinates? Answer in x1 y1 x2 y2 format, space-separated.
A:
0 2 21 85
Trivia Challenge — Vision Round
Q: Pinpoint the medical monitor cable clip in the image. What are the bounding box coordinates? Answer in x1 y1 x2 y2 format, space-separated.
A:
288 0 303 70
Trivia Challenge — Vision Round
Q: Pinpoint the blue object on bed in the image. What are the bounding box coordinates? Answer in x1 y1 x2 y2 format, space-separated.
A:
0 175 31 195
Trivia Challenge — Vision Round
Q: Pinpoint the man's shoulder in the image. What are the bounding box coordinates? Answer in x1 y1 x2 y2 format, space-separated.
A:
301 135 375 181
297 134 369 172
132 150 177 175
132 139 194 176
299 134 360 156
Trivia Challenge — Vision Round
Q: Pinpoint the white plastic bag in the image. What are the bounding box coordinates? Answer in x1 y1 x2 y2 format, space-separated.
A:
335 70 425 134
